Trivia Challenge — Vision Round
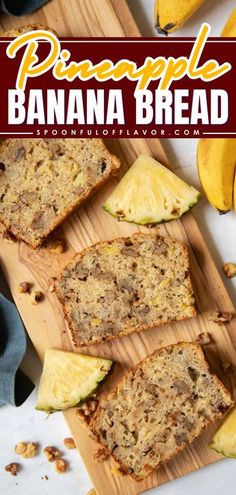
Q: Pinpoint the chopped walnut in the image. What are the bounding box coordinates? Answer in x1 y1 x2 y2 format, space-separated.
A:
22 442 39 458
5 463 19 476
93 447 109 463
82 399 98 415
223 263 236 279
63 437 76 450
44 446 61 462
15 442 27 455
54 458 68 474
49 240 65 254
209 311 232 325
76 399 98 424
30 290 44 305
86 490 97 495
18 282 31 294
197 332 212 345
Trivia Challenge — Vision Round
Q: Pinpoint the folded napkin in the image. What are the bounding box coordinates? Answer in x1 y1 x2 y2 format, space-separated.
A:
0 292 34 406
0 0 48 16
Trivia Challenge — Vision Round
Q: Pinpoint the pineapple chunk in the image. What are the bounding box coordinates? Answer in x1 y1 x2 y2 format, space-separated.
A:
36 349 113 413
209 406 236 458
103 154 200 225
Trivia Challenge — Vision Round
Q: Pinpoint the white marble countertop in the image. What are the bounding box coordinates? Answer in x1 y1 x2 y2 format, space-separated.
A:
1 1 236 494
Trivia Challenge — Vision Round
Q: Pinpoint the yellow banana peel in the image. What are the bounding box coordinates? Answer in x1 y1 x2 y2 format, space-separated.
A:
234 176 236 213
198 10 236 213
198 140 236 213
222 9 236 212
221 8 236 37
154 0 205 35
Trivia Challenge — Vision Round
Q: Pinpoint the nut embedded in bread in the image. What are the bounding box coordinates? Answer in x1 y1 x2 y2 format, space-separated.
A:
55 233 196 347
90 341 233 480
0 138 120 248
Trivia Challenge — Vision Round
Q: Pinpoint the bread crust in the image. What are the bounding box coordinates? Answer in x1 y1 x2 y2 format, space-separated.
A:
0 24 57 37
55 233 196 347
0 139 120 248
90 341 234 481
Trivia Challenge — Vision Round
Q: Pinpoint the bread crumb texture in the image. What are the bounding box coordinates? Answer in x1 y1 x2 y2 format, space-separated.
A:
0 24 57 37
55 233 196 346
91 342 233 480
0 139 120 247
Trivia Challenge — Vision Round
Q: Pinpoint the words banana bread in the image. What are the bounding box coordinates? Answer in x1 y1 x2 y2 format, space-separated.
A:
0 139 120 247
91 341 233 480
55 233 196 346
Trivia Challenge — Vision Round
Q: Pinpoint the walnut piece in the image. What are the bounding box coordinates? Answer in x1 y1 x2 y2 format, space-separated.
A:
76 399 98 425
63 437 76 450
86 490 97 495
54 458 68 474
5 463 19 476
197 332 212 345
22 442 39 458
209 311 232 325
15 442 27 455
49 240 65 254
18 282 31 294
44 446 61 462
30 290 44 305
93 447 109 463
223 263 236 279
80 399 98 416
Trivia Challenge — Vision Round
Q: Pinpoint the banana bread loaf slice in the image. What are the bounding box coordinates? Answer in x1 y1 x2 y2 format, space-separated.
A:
55 233 196 347
91 341 233 480
0 139 120 248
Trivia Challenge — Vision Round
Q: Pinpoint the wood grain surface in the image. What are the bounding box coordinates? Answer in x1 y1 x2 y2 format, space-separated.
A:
0 2 236 495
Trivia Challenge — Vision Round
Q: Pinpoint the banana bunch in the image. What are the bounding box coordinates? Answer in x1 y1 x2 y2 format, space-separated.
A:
154 0 205 35
198 10 236 214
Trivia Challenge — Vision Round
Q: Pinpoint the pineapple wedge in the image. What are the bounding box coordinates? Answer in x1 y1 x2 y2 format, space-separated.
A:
210 406 236 458
103 154 200 225
36 349 113 413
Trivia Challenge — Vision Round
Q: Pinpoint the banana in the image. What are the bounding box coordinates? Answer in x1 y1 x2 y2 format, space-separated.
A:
221 8 236 36
234 172 236 212
198 139 236 213
154 0 205 35
198 11 236 214
223 10 236 213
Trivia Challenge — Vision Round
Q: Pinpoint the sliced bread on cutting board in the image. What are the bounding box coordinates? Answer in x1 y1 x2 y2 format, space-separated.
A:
55 233 196 347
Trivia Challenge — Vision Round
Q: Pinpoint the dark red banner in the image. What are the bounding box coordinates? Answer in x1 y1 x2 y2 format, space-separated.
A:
0 30 236 138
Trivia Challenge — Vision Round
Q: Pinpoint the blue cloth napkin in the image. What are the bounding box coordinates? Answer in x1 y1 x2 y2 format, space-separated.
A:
0 293 34 406
0 0 48 16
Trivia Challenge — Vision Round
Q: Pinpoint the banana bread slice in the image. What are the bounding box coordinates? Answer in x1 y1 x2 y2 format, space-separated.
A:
91 341 233 480
55 233 196 347
0 139 120 248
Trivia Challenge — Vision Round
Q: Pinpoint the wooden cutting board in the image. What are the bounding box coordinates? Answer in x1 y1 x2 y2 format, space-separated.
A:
1 1 236 494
